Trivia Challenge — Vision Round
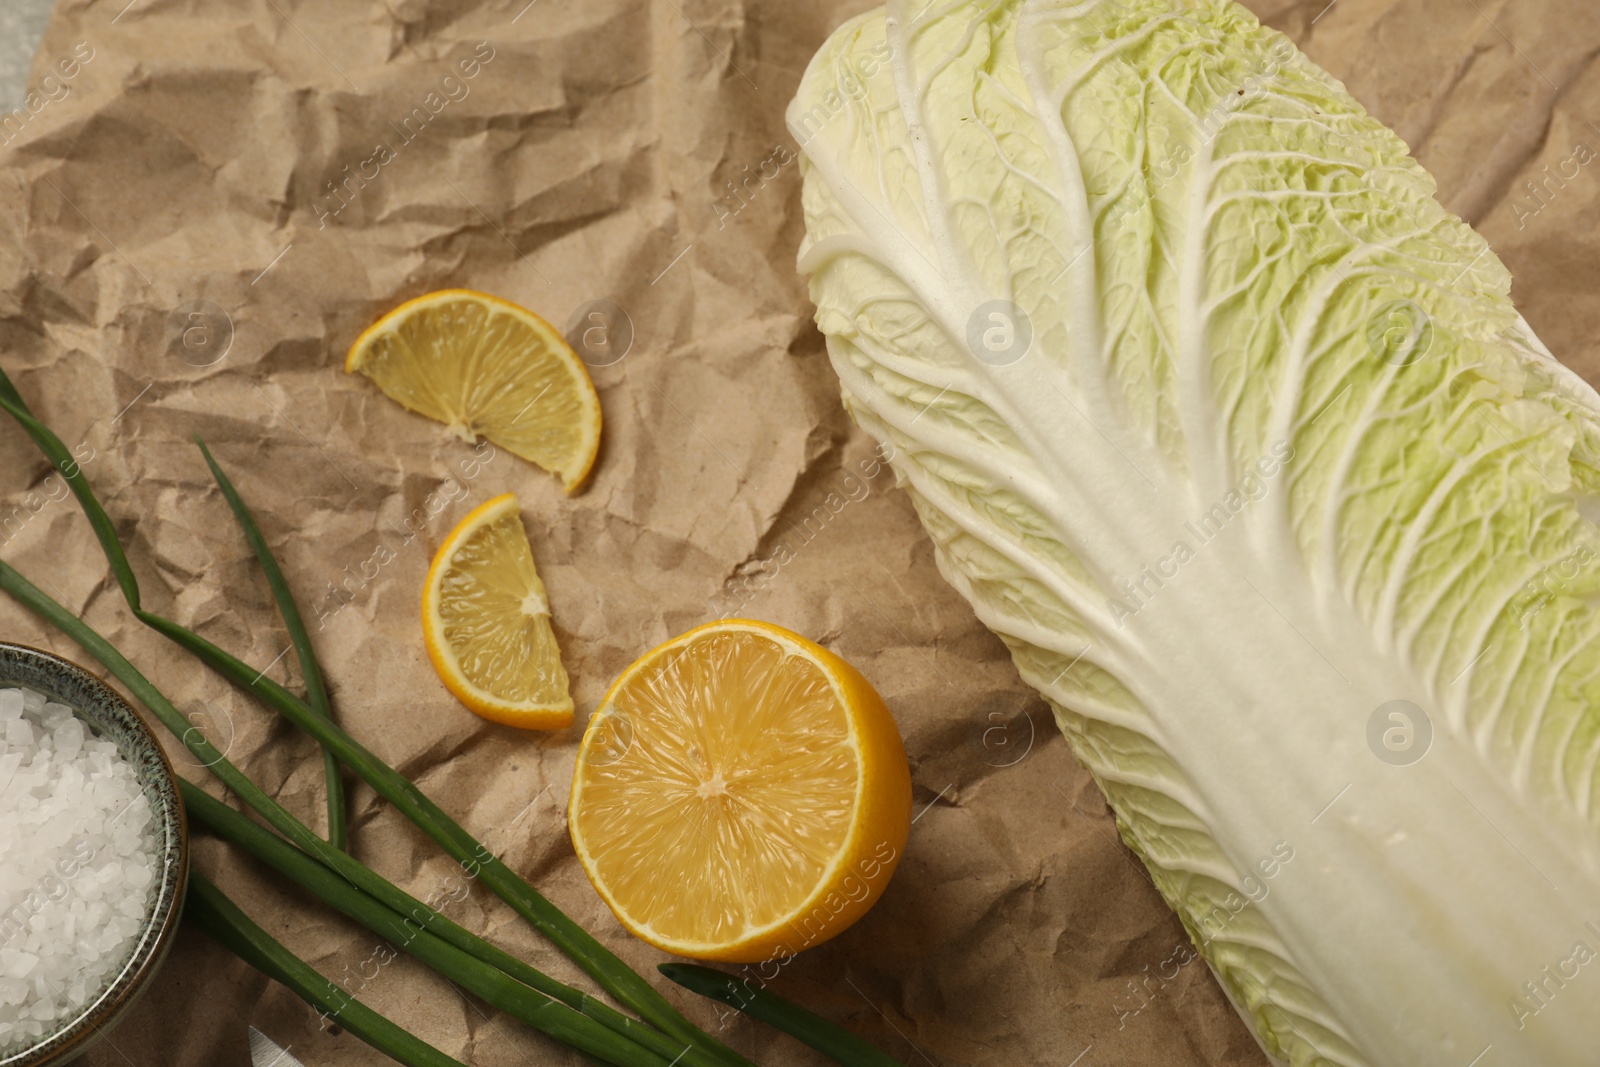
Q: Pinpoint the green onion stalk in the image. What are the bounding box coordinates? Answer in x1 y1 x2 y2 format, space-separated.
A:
193 439 348 852
186 872 470 1067
660 965 907 1067
184 784 689 1067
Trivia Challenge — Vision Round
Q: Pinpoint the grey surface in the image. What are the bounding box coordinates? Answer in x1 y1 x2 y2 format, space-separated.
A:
0 0 57 109
248 1028 308 1067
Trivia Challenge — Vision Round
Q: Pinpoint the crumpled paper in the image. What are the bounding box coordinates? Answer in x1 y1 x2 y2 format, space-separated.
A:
1 0 1594 1063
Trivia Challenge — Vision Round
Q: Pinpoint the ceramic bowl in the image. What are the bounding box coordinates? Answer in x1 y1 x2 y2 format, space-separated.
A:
0 642 188 1067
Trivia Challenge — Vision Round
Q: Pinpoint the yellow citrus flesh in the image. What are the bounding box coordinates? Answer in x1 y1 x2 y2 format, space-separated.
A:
569 620 912 962
346 289 602 492
422 493 573 729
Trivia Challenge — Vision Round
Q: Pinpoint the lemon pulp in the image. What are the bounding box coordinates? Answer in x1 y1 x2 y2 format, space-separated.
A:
347 290 601 491
423 494 573 729
570 619 911 962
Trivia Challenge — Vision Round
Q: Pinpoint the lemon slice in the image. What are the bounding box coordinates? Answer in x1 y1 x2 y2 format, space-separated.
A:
422 493 573 729
569 619 912 962
346 289 602 492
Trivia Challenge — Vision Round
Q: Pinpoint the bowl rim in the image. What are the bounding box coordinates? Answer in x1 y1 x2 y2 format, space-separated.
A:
0 640 190 1066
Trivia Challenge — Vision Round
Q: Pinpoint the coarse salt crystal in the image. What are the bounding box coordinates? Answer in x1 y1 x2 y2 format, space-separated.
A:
54 720 84 760
3 719 31 748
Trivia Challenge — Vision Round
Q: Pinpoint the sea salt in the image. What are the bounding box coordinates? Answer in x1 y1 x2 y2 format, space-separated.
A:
0 686 157 1053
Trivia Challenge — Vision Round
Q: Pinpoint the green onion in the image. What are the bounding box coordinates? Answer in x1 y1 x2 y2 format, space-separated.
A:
186 872 470 1067
183 784 690 1067
659 964 907 1067
0 371 753 1067
193 435 347 852
0 376 138 606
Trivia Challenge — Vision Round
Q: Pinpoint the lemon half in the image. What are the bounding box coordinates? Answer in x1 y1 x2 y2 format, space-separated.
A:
569 619 912 962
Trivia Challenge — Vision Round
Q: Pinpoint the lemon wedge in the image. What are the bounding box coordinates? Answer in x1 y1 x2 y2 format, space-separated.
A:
346 289 602 492
569 619 912 962
422 493 573 729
